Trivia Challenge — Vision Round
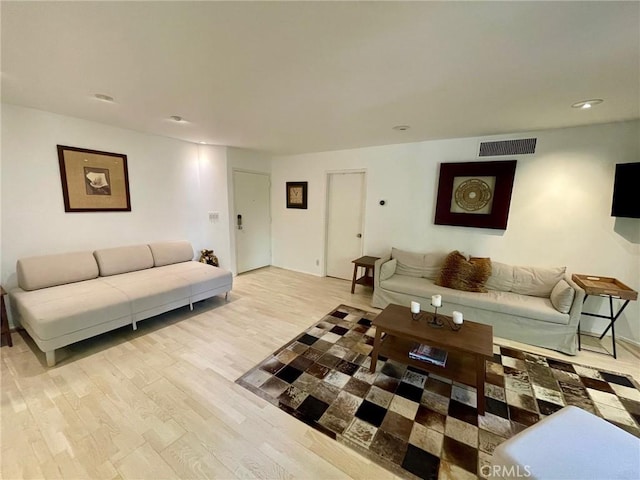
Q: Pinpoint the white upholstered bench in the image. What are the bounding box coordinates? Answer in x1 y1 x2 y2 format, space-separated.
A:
491 405 640 480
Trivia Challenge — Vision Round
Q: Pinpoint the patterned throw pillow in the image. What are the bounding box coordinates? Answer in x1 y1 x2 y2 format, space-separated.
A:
435 251 492 293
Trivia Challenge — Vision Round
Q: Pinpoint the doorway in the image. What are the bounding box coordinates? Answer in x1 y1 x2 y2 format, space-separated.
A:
325 171 366 280
233 170 271 273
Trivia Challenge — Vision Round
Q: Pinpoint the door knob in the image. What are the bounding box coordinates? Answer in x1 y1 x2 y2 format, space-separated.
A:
357 233 362 238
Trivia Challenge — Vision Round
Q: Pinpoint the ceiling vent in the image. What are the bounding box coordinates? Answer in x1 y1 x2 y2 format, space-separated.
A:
479 138 537 157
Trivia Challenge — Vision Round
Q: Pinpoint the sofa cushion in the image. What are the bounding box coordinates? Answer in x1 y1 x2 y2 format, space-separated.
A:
94 244 154 276
435 251 492 293
99 268 192 313
17 252 99 291
392 248 444 280
148 241 194 267
550 279 575 314
11 279 131 340
158 261 233 296
380 258 397 281
512 265 566 298
485 261 515 292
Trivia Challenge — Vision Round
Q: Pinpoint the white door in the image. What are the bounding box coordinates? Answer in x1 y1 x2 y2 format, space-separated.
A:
234 171 271 273
326 172 365 280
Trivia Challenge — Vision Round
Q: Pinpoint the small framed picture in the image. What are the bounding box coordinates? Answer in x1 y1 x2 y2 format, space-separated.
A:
286 181 308 209
57 145 131 212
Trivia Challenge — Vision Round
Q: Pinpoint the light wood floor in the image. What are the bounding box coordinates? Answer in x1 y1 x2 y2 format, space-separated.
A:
2 267 639 480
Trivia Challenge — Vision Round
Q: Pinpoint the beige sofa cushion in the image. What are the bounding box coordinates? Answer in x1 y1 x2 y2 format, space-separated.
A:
485 261 515 292
392 248 444 280
94 244 154 276
149 241 194 267
17 252 99 291
512 265 566 298
11 279 131 340
550 279 575 314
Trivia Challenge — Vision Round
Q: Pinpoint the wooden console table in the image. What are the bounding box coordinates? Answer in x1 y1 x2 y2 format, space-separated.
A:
1 286 13 347
572 274 637 359
351 256 379 293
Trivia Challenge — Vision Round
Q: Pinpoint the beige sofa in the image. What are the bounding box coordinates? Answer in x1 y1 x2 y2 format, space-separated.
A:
10 241 232 366
372 248 585 355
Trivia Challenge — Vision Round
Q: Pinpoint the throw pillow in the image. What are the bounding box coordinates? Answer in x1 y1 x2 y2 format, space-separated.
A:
435 250 492 293
379 258 397 281
550 279 575 314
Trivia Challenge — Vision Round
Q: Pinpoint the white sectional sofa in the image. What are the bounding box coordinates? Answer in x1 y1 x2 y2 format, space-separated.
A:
10 241 232 366
372 248 585 355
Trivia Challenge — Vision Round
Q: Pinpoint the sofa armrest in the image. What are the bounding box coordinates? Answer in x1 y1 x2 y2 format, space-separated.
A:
565 273 586 327
374 254 392 290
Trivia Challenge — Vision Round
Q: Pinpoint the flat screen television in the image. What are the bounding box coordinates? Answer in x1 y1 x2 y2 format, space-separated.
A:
611 162 640 218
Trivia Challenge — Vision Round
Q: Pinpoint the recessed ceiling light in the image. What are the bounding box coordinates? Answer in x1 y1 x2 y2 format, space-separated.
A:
571 99 603 109
392 125 411 131
169 115 186 122
199 141 207 144
94 93 114 102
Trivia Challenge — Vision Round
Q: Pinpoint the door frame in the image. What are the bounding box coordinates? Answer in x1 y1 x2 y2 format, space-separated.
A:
323 169 367 277
231 168 272 274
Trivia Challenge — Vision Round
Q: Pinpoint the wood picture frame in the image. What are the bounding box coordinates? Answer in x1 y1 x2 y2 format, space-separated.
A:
57 145 131 212
434 160 517 230
286 181 308 209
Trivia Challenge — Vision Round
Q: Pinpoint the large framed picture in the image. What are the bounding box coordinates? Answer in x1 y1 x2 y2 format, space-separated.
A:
434 160 517 229
57 145 131 212
286 181 308 209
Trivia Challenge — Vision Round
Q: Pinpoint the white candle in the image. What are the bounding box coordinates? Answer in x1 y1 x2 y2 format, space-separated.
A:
452 311 464 325
410 301 420 314
431 295 442 308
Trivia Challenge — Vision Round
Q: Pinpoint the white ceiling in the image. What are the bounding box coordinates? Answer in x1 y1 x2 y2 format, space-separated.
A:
2 1 638 155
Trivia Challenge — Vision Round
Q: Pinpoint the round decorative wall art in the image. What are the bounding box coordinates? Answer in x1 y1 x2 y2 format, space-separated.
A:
454 178 492 212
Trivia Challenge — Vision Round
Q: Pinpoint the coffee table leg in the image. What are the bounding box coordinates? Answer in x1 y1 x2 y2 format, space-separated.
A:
370 329 382 373
477 355 486 415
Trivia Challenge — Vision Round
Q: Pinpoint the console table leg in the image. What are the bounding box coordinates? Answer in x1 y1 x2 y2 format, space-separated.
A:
477 356 486 415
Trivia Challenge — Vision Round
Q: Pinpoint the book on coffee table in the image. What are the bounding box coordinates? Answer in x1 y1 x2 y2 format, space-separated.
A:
409 343 448 367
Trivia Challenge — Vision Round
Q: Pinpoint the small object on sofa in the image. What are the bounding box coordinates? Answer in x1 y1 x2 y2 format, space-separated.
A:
491 405 640 480
198 249 219 267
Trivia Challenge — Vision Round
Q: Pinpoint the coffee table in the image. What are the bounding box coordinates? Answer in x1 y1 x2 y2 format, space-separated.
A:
370 303 493 414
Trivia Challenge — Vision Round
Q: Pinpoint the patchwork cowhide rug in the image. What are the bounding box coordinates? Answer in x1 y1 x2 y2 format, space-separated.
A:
236 305 640 479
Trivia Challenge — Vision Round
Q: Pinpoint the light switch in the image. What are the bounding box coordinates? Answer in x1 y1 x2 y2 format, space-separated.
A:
208 211 219 222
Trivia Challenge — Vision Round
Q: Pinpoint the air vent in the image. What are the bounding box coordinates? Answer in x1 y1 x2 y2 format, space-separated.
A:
479 138 537 157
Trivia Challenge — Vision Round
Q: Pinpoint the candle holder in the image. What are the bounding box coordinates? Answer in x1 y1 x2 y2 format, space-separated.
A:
427 305 464 331
412 312 424 321
427 306 444 328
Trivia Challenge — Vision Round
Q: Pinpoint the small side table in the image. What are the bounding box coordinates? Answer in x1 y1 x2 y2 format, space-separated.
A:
1 286 13 347
572 274 638 359
351 256 380 294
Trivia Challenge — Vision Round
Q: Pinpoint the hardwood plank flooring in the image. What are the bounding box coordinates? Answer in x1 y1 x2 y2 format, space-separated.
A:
1 266 638 479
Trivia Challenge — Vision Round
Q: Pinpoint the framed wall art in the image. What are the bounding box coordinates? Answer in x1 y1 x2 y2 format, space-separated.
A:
57 145 131 212
286 181 308 209
434 160 517 230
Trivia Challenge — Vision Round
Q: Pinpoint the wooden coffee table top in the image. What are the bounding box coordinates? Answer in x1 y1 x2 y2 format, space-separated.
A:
373 303 493 358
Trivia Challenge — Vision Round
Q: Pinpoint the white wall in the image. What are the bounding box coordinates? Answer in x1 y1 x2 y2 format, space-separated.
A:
271 121 640 343
0 104 233 290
